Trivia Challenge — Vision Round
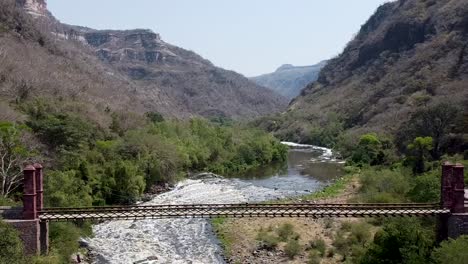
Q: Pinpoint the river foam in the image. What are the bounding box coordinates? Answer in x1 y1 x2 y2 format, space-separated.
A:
86 143 339 264
87 177 291 264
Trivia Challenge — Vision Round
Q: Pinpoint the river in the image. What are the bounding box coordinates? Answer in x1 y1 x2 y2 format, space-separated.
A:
85 142 344 264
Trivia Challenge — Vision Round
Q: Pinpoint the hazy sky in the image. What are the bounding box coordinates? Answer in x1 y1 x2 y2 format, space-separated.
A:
47 0 389 77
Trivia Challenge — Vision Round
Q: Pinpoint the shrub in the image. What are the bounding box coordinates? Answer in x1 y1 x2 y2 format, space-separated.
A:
285 239 301 259
48 223 81 263
0 220 24 264
407 137 433 174
256 231 279 251
145 111 164 123
0 196 20 206
361 218 434 264
333 222 372 261
44 170 93 208
27 113 99 150
432 235 468 264
277 223 295 242
309 239 326 257
30 254 61 264
408 170 440 203
396 103 459 159
350 133 395 166
359 168 409 203
307 250 322 264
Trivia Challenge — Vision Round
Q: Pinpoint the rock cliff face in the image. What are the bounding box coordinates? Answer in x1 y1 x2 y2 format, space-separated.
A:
251 61 327 99
67 26 287 119
16 0 48 17
268 0 468 142
82 29 211 69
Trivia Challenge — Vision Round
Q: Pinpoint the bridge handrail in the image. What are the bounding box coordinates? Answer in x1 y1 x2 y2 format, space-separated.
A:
39 203 444 215
40 202 441 211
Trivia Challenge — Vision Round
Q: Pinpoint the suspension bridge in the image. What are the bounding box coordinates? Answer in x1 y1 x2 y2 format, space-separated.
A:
38 203 450 221
1 162 466 256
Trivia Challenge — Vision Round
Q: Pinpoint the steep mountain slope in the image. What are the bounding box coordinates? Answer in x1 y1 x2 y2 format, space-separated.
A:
0 0 143 126
5 0 287 120
72 27 287 119
251 61 327 99
273 0 468 141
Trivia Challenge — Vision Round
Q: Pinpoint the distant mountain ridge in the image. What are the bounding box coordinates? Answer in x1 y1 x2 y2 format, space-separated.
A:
251 61 327 99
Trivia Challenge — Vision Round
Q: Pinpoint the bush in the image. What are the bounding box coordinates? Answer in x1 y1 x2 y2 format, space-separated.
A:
285 239 301 259
408 170 440 202
361 218 434 264
432 235 468 264
256 231 279 251
276 223 295 242
27 113 100 150
407 137 433 174
350 133 395 166
30 254 61 264
308 250 322 264
308 239 326 257
359 168 409 203
44 170 93 207
396 103 459 159
333 222 372 262
306 112 344 148
145 111 164 123
0 196 20 206
48 223 81 264
0 220 24 264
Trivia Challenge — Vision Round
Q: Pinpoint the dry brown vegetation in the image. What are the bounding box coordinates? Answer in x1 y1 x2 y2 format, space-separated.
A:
0 0 287 123
269 0 468 143
217 177 369 264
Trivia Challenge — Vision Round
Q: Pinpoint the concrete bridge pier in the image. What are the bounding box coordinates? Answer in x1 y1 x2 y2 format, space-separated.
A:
440 162 467 240
5 164 48 256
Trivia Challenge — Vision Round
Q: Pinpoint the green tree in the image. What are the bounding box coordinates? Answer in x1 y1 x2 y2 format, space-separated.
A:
108 161 145 204
0 220 24 264
27 113 98 150
361 218 434 264
145 111 165 123
408 170 440 202
48 223 81 264
0 122 30 197
432 235 468 264
351 133 385 165
396 103 459 159
307 112 344 148
44 170 93 207
407 137 433 174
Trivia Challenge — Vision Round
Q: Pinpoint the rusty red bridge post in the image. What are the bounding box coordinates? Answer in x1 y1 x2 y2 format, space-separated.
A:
34 163 49 255
34 163 43 213
7 164 49 255
23 165 37 219
6 165 41 255
440 162 467 240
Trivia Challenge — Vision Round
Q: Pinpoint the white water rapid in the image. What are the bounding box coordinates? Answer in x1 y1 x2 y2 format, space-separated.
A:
85 143 340 264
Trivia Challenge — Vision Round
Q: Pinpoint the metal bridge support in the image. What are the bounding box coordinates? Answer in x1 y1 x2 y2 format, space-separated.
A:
439 162 467 240
34 163 49 255
7 164 48 256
